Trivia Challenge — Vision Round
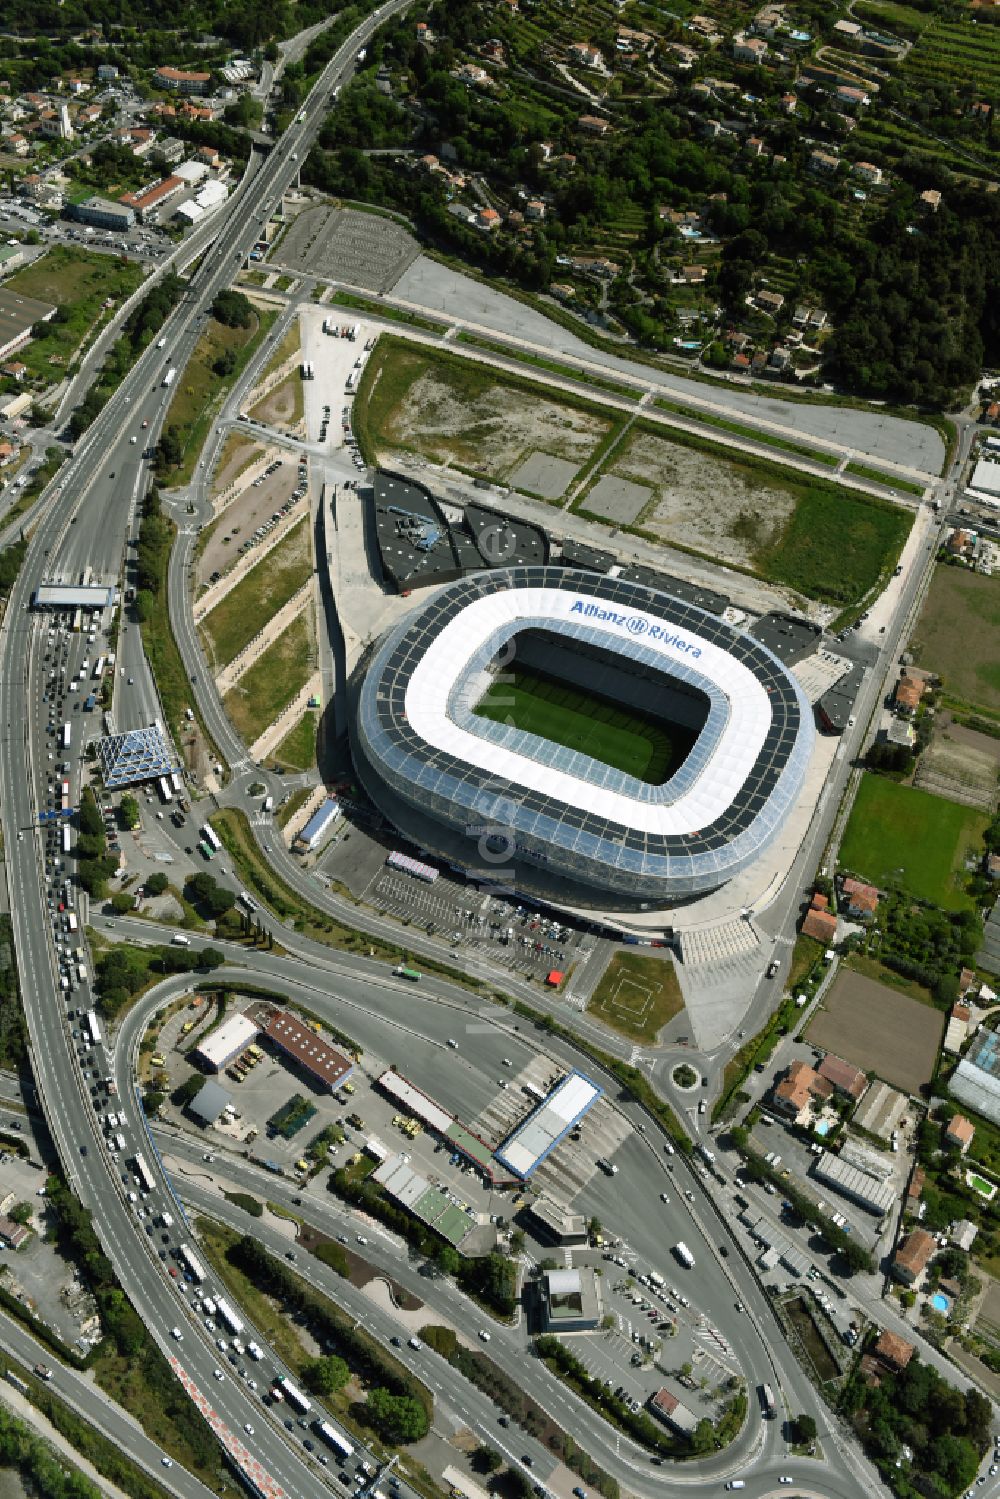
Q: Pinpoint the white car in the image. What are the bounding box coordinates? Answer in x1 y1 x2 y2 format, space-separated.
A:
244 1423 255 1435
660 1192 670 1203
213 1368 224 1381
479 1329 491 1342
161 1457 173 1468
170 1326 182 1340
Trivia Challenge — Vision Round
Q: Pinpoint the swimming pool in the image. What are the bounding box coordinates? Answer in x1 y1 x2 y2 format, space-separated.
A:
815 1121 830 1137
931 1292 951 1314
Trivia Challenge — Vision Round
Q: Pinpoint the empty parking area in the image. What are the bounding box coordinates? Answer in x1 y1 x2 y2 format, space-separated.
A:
273 204 420 293
806 970 944 1096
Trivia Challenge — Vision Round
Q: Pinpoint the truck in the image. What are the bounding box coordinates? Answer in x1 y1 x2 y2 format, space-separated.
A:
345 370 359 393
33 1364 52 1381
392 965 421 981
301 360 314 380
162 368 177 388
758 1383 776 1419
348 323 360 342
596 1157 619 1176
673 1241 696 1269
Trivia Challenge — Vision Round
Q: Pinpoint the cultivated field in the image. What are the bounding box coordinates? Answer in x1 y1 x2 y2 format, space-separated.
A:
806 970 944 1096
358 339 616 484
914 714 1000 813
579 425 910 607
473 667 693 783
587 951 685 1045
200 517 311 669
838 774 987 911
912 567 1000 714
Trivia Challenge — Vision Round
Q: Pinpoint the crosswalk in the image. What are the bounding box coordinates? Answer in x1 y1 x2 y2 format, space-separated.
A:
677 917 761 970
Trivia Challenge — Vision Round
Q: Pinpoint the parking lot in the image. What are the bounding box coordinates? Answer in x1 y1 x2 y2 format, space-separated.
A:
274 203 420 294
196 456 305 591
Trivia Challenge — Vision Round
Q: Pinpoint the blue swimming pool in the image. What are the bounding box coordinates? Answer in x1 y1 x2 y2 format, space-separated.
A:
931 1292 951 1314
815 1121 830 1137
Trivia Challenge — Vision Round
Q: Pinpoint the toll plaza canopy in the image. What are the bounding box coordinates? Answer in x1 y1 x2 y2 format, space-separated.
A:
495 1069 603 1180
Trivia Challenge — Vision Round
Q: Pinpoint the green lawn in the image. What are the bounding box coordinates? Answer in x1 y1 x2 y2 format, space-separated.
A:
4 246 144 386
473 666 693 783
759 486 912 606
223 612 315 748
839 775 988 910
587 952 685 1044
268 709 319 772
200 517 311 668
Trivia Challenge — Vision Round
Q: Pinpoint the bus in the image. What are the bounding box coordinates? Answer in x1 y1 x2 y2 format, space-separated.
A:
61 825 71 855
170 772 183 796
198 841 215 861
92 657 105 680
85 1010 101 1046
216 1297 244 1337
60 780 70 811
277 1375 311 1415
201 824 222 853
523 1081 547 1103
179 1245 206 1284
133 1154 156 1194
61 724 71 750
157 777 173 804
313 1420 353 1461
759 1383 776 1419
67 912 78 933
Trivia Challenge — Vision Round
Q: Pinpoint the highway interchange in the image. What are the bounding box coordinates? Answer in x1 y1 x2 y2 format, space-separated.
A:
0 5 990 1496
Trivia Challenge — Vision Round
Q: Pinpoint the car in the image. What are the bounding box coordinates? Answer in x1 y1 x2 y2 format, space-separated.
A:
479 1329 491 1342
170 1326 183 1340
573 1490 587 1498
719 1245 729 1258
847 715 856 729
447 1038 458 1048
79 1144 87 1156
660 1192 670 1203
244 1423 255 1436
213 1368 224 1380
161 1457 173 1468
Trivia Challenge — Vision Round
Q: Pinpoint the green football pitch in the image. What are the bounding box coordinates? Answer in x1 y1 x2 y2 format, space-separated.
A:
473 667 694 784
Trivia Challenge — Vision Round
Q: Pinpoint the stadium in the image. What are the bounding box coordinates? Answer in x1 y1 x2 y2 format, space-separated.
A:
351 567 814 909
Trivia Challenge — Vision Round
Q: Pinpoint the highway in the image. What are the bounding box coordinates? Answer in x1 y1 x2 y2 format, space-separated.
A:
0 3 419 1495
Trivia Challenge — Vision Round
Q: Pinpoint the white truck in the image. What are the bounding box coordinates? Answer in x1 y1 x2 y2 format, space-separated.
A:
673 1241 696 1268
596 1157 619 1176
162 368 177 387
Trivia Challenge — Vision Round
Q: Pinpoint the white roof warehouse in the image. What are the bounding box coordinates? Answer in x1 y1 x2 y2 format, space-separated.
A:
494 1070 602 1179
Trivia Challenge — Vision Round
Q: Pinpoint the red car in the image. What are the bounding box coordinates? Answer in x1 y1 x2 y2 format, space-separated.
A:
168 1267 177 1278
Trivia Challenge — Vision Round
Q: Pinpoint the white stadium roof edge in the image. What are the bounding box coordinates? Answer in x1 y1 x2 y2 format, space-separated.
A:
408 585 772 838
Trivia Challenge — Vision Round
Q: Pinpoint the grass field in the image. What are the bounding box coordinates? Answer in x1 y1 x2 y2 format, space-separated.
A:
200 517 311 668
268 709 319 772
759 486 911 606
806 970 944 1095
5 246 143 385
912 566 1000 714
162 307 275 487
587 952 684 1044
223 612 315 747
473 666 692 783
838 775 988 911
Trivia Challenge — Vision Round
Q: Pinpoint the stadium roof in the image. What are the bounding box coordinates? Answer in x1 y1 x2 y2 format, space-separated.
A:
33 583 116 611
495 1069 602 1179
98 723 179 788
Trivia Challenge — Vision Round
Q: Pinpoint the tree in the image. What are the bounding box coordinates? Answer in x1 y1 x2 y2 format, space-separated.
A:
302 1354 349 1395
8 1202 31 1226
435 1243 461 1275
119 795 140 830
793 1413 817 1444
110 892 134 915
471 1446 503 1475
198 947 225 971
146 872 168 896
211 289 254 328
172 1074 206 1108
143 1089 165 1115
364 1388 429 1443
184 873 235 918
77 785 104 839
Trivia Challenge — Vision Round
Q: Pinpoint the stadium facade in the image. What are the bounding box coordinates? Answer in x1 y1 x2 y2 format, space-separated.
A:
351 568 814 908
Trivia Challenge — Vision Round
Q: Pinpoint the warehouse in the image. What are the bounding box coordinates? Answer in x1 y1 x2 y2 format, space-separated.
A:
811 1152 896 1216
852 1080 908 1142
194 1013 258 1073
0 285 56 363
263 1012 353 1094
295 798 341 853
494 1069 602 1180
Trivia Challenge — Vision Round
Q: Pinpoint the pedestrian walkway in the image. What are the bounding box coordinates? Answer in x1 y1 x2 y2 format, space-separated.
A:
678 918 760 969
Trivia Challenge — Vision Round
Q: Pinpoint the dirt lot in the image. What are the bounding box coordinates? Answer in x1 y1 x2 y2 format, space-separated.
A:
249 371 304 431
914 712 1000 812
585 430 797 567
372 349 612 482
912 566 1000 713
806 970 944 1096
197 459 301 590
211 433 260 499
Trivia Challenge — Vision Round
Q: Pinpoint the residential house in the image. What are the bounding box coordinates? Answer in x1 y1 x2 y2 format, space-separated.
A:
817 1053 868 1101
617 27 654 53
836 85 870 111
945 1114 975 1154
476 207 501 232
732 352 752 372
0 1215 28 1251
919 188 942 212
578 114 612 137
852 161 883 186
750 350 768 377
97 64 118 82
568 43 605 70
525 199 546 221
67 78 87 95
892 1227 936 1284
688 14 720 36
680 264 707 283
983 401 1000 426
745 136 767 157
756 288 784 314
0 441 17 466
781 92 797 114
6 134 29 156
119 174 184 222
952 1219 978 1251
155 66 211 95
771 1059 832 1123
906 1165 925 1210
480 40 506 65
872 1329 915 1373
667 44 699 68
1 360 26 381
841 877 879 922
802 892 837 944
987 851 1000 880
197 145 221 170
733 35 768 62
453 63 491 87
768 346 791 373
894 671 926 715
809 149 840 175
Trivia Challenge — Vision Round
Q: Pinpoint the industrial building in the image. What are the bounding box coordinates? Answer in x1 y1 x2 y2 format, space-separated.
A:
810 1152 896 1216
0 285 56 363
376 1070 498 1176
262 1012 353 1094
494 1070 603 1180
852 1080 908 1141
372 1155 474 1247
353 567 814 908
648 1388 699 1436
66 196 136 232
950 1028 1000 1125
188 1079 233 1125
194 1013 259 1073
32 583 116 612
295 798 341 853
